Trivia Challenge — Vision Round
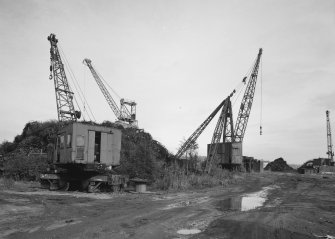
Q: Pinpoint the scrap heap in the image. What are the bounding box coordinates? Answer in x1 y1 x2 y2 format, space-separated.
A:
264 158 294 172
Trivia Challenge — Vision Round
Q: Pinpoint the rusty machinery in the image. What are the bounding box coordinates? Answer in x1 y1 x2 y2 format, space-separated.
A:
176 48 263 173
40 34 127 192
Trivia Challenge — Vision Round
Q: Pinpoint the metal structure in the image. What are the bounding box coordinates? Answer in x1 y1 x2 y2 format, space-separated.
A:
120 98 136 125
174 92 235 159
205 97 234 173
176 48 263 173
41 34 126 192
48 34 81 122
234 48 263 142
326 110 334 161
83 59 137 127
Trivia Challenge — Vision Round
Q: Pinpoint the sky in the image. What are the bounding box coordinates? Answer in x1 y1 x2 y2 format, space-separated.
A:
0 0 334 165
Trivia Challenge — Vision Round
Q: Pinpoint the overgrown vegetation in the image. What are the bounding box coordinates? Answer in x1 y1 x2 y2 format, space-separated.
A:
0 120 60 156
0 120 58 181
153 167 244 191
0 120 173 182
2 154 48 181
117 127 171 181
1 177 15 189
0 120 243 191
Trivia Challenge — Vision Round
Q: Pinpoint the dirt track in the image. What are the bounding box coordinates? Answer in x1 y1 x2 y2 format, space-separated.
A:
1 172 335 239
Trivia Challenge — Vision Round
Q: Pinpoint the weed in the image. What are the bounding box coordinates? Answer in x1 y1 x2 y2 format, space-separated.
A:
153 167 243 191
2 177 15 189
3 154 48 181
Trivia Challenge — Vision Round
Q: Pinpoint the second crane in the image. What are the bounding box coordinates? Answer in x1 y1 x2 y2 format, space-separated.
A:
84 59 137 127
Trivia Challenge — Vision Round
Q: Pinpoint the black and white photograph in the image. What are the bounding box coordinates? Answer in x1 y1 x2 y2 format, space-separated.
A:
0 0 335 238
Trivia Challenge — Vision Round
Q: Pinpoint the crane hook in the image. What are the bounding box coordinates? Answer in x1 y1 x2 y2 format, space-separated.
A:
260 126 262 135
49 65 53 80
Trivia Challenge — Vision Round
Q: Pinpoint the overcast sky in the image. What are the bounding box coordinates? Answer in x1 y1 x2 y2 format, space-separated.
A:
0 0 334 164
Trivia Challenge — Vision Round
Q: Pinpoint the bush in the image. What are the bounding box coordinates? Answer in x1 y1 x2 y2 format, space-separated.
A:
153 167 242 191
118 128 171 181
0 120 59 156
1 177 15 189
0 120 173 183
3 154 48 181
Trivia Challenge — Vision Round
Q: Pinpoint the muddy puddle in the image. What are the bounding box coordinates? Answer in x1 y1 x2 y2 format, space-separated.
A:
177 229 201 235
217 185 278 212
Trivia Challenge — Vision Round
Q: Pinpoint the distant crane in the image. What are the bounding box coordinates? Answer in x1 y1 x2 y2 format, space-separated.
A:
205 48 262 173
234 48 263 142
176 48 263 174
83 59 137 127
48 34 81 121
174 91 235 159
326 110 334 161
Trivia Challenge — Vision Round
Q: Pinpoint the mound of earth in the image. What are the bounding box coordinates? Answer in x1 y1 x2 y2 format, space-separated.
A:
264 157 294 172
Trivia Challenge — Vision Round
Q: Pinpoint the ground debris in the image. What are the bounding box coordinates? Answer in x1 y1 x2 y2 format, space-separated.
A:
1 173 335 239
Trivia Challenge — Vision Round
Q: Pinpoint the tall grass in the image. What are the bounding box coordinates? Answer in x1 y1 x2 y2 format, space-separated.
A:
153 167 244 191
2 154 48 181
0 177 15 190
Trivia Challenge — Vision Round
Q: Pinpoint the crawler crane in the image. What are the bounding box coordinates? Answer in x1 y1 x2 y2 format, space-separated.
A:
205 48 262 173
176 48 263 174
40 34 127 192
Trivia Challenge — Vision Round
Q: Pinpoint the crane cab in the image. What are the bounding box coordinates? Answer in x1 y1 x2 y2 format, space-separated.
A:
41 122 124 192
54 122 121 167
207 142 243 169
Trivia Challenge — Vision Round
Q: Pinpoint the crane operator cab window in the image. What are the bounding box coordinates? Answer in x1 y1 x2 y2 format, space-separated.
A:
66 134 72 148
56 135 65 162
76 135 85 160
59 135 65 148
94 132 101 163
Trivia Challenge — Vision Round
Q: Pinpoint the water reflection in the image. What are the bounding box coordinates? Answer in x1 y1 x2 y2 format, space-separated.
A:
241 194 266 211
217 186 275 212
177 229 201 235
